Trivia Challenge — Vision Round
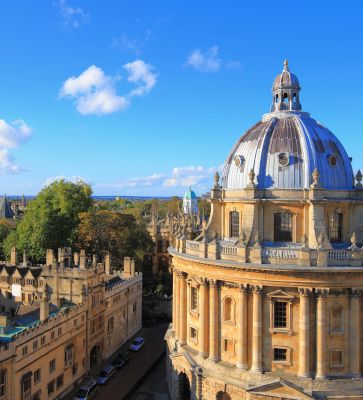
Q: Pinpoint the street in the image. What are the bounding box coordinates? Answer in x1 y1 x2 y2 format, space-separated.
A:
65 323 169 400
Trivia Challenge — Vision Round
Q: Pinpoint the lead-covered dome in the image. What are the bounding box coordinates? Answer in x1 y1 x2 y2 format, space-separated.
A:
223 61 353 190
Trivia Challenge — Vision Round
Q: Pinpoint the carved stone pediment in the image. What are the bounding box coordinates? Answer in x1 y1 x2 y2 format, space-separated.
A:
267 289 296 300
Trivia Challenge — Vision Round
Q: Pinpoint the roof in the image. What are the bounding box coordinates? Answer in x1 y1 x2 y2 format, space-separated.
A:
0 196 15 219
105 276 123 289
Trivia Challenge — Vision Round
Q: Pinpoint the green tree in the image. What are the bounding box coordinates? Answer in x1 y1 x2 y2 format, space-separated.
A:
4 180 92 263
0 219 13 260
76 210 153 268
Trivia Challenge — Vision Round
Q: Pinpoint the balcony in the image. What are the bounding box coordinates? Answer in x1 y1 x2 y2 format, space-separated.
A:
172 237 363 268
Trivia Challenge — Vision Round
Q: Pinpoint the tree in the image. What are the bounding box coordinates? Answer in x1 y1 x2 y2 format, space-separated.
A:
0 219 13 260
4 180 93 263
76 210 153 269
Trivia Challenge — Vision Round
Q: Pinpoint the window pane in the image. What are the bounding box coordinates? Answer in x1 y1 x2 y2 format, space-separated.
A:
230 212 239 237
274 301 287 328
274 212 292 242
329 213 343 242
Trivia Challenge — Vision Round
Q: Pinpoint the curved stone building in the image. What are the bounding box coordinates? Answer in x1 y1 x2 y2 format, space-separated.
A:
166 61 363 399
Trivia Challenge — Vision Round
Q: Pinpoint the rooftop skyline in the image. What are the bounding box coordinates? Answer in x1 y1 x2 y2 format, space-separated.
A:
0 1 362 196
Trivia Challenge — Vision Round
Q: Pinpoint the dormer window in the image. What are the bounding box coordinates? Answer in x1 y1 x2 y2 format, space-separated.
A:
328 154 338 167
278 153 289 167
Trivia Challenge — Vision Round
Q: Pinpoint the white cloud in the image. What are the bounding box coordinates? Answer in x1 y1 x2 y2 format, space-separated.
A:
185 46 221 73
60 62 157 115
0 149 27 175
112 34 142 55
0 119 32 175
96 165 222 196
124 60 157 97
45 175 88 186
0 119 32 149
57 0 89 30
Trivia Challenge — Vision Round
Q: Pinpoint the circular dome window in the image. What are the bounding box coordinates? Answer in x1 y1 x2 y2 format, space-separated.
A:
234 155 245 168
278 153 289 167
328 154 338 167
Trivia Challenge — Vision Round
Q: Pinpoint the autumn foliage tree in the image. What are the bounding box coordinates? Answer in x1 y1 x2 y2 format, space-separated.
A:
76 210 153 269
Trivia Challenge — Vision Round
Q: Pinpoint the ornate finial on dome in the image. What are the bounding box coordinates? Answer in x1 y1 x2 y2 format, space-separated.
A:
271 60 301 112
283 59 289 71
311 168 320 188
213 171 221 189
355 170 363 189
247 169 256 188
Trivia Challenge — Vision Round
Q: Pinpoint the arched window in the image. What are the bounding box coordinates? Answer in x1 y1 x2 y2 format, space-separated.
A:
275 94 279 103
274 212 293 242
0 369 6 397
283 93 289 103
230 211 239 238
330 303 343 334
292 93 297 103
223 297 234 322
329 212 343 242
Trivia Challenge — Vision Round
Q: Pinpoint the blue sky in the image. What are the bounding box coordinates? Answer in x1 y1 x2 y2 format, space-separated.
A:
0 1 362 196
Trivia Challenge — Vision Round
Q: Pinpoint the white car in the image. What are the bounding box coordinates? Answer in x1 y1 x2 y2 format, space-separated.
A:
129 337 145 351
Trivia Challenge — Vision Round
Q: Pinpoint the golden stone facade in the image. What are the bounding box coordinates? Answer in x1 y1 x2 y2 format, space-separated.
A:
166 63 363 399
0 248 142 400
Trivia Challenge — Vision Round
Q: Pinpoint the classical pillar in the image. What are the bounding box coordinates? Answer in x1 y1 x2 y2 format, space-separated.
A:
251 285 263 373
350 288 362 376
237 284 248 370
316 289 328 379
209 279 219 361
179 272 187 345
199 278 209 358
174 270 180 339
298 288 311 377
172 268 177 332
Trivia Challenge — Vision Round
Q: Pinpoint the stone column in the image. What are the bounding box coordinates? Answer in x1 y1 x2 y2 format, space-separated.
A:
298 288 311 377
172 268 177 333
316 289 328 379
174 270 180 339
209 279 219 361
179 272 187 345
199 278 209 358
350 288 362 376
251 285 263 373
237 284 248 370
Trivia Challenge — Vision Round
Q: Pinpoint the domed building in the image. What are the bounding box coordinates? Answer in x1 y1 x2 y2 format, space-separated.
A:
183 186 198 215
166 61 363 399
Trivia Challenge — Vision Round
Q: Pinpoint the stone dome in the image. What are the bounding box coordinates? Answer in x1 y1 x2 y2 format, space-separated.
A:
222 62 353 191
273 59 300 90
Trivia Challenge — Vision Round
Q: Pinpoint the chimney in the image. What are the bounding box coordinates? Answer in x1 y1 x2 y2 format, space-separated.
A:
40 290 49 321
10 247 16 264
46 249 54 266
73 252 79 267
92 254 97 267
80 250 86 269
52 260 60 307
105 253 111 274
123 257 135 278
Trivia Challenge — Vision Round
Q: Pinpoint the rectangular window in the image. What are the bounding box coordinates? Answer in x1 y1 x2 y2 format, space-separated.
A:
22 346 28 356
57 327 62 336
21 375 32 400
223 338 234 353
274 212 292 242
331 350 343 367
40 336 45 346
329 212 343 242
34 369 41 385
47 380 54 396
50 331 55 340
230 211 240 237
190 327 197 340
49 359 56 374
274 301 287 328
273 347 287 361
133 302 137 313
0 368 6 397
33 340 38 351
64 344 74 366
191 287 198 311
56 374 63 389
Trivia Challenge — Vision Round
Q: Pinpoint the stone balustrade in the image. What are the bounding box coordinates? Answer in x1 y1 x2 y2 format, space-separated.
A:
173 237 363 267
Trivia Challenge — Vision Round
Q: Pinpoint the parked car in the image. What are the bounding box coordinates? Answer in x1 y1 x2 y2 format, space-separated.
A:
73 379 98 400
112 351 130 369
129 337 145 351
96 365 116 385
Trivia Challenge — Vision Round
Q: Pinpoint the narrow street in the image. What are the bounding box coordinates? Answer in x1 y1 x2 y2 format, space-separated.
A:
66 323 169 400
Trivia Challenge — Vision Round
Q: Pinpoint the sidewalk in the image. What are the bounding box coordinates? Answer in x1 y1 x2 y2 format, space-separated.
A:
65 323 169 400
